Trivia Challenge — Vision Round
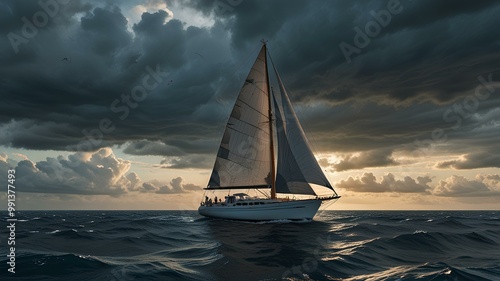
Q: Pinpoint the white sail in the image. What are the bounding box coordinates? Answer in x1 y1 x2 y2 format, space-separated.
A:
271 61 335 195
208 46 272 189
199 42 340 221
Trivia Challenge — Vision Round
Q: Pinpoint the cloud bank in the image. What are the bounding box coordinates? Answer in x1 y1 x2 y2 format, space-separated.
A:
1 148 201 196
337 172 500 197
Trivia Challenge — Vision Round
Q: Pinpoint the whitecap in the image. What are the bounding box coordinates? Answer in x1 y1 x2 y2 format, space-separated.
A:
180 216 195 223
331 237 379 250
253 218 311 224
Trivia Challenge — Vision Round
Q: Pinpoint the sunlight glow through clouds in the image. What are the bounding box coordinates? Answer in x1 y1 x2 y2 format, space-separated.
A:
121 1 172 32
123 0 215 30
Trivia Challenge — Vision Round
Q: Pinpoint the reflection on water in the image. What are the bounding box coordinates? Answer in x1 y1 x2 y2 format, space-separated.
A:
204 218 334 281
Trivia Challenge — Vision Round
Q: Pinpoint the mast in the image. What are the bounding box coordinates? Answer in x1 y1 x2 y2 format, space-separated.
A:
262 40 277 199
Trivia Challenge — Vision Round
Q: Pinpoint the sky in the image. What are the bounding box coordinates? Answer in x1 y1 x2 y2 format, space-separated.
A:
1 0 499 210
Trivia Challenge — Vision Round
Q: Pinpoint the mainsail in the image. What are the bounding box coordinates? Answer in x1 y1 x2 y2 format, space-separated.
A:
208 46 272 189
271 60 335 196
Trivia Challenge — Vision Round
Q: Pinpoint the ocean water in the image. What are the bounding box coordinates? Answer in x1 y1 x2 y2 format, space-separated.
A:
1 211 499 281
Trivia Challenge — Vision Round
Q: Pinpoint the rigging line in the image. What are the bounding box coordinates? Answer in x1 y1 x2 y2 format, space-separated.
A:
236 92 270 118
227 119 270 136
226 126 270 142
219 149 271 164
233 44 262 76
250 66 266 78
256 188 270 199
230 99 270 128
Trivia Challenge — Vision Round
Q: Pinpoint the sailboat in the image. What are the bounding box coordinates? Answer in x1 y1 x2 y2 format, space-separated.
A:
198 41 340 221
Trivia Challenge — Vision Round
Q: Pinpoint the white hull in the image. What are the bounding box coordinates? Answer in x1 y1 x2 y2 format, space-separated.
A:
198 199 322 221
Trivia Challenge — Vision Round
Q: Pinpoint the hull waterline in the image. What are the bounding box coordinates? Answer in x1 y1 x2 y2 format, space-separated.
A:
198 199 322 221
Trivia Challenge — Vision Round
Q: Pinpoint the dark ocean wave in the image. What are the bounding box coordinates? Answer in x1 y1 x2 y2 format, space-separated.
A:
50 228 99 241
1 211 499 280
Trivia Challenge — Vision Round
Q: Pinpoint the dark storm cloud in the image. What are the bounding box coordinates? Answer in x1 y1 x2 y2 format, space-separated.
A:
81 7 132 56
298 91 499 171
1 0 499 173
123 140 186 156
158 154 212 169
123 139 218 159
436 152 500 170
327 149 399 172
230 0 500 106
177 0 500 104
432 107 500 170
0 0 233 156
295 95 499 158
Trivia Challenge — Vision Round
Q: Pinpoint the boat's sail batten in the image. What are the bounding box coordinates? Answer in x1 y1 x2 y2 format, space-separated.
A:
208 47 272 188
271 61 335 195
